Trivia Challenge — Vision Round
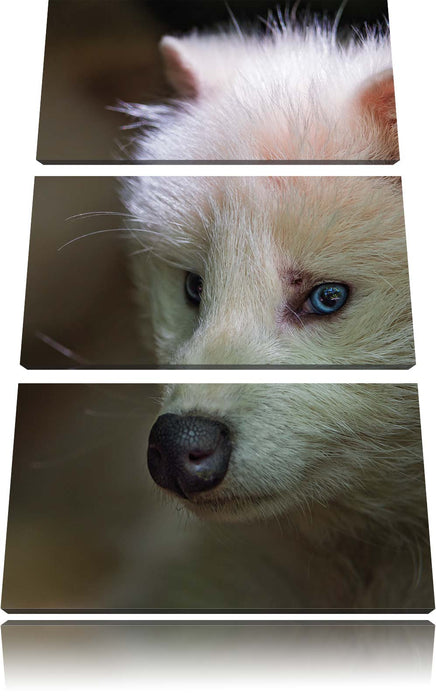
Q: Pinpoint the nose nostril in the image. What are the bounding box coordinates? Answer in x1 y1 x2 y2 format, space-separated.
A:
147 413 232 497
188 450 213 462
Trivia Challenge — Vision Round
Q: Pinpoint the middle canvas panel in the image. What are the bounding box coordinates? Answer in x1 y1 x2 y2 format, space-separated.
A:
21 176 414 369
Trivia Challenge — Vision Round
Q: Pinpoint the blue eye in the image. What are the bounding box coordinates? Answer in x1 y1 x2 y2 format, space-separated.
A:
307 283 349 315
185 272 203 305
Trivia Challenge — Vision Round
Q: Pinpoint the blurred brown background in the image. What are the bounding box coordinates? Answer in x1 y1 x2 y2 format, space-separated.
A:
21 177 154 368
2 385 167 611
37 0 390 162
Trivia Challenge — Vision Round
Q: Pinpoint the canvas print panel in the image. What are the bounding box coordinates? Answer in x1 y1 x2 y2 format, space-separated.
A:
21 176 414 369
2 384 433 612
37 0 396 163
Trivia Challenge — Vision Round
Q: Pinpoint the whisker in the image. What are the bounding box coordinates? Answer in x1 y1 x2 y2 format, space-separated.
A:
89 385 161 410
57 227 151 251
35 331 91 365
65 211 134 222
119 120 150 131
258 12 277 34
276 5 287 33
290 1 302 26
332 0 349 43
225 2 244 40
84 409 147 418
128 247 151 257
128 230 149 254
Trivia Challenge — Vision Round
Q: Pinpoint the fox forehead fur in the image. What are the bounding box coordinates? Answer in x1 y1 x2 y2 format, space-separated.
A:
124 175 413 367
124 20 397 161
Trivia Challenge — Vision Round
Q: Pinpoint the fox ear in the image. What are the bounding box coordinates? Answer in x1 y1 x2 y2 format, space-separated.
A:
159 35 241 98
355 69 398 160
159 36 201 98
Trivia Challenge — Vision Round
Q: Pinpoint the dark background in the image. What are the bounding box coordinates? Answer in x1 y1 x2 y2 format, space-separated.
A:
37 0 390 162
2 385 162 610
138 0 389 30
21 177 152 368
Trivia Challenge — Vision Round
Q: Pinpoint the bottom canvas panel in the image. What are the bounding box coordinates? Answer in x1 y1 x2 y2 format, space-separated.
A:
2 384 434 612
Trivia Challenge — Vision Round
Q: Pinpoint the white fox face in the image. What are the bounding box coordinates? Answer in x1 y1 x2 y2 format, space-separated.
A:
126 176 413 367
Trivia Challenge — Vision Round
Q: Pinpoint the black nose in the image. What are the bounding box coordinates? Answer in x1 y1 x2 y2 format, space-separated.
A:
147 413 232 498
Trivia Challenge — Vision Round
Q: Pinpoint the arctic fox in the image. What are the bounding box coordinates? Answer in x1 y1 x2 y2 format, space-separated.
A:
123 18 398 162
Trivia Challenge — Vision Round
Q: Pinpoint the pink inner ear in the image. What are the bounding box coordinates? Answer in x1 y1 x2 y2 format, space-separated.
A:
159 38 199 98
359 70 397 128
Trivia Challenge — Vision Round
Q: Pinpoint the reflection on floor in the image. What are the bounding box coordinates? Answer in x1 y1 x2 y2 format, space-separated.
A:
2 621 433 687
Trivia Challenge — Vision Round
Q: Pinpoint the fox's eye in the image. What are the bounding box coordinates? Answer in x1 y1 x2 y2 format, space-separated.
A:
185 272 203 305
306 283 349 315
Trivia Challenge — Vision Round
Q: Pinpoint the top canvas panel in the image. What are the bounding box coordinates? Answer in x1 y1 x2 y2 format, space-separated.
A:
37 0 396 163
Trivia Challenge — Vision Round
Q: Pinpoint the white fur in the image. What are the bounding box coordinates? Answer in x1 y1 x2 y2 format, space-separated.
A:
124 20 398 161
117 18 428 609
124 175 413 367
119 171 429 607
150 382 433 610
